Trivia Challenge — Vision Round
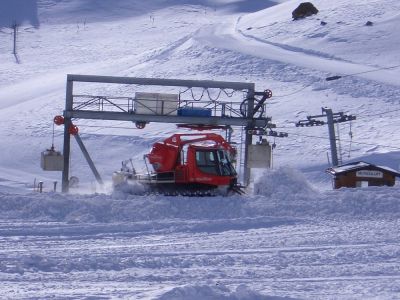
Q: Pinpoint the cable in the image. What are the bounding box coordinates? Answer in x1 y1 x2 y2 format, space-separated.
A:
274 125 297 129
336 123 343 164
284 131 400 151
190 88 205 101
274 106 400 127
347 121 353 158
222 89 236 97
206 88 222 101
76 124 136 130
51 120 55 149
180 87 236 102
178 87 191 98
272 81 316 98
337 139 400 151
357 107 400 119
326 64 400 81
272 63 400 99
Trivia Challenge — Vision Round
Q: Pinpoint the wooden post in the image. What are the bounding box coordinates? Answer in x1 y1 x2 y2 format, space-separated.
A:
12 22 17 55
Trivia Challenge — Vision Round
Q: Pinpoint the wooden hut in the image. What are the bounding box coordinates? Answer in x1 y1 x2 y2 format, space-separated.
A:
326 161 400 189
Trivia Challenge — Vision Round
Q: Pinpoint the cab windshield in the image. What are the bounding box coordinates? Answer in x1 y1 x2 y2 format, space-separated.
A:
195 149 236 176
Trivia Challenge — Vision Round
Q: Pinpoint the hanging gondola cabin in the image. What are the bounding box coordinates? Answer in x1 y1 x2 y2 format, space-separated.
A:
326 161 400 189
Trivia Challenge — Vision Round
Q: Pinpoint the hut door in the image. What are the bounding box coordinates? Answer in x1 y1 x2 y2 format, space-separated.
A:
356 181 369 187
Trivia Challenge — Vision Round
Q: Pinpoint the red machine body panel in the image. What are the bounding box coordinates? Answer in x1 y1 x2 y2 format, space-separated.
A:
147 142 179 173
146 133 237 188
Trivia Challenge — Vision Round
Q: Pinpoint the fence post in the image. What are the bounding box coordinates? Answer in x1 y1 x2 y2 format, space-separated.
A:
12 21 18 55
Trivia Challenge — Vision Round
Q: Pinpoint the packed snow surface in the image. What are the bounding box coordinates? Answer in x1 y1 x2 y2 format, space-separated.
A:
1 0 400 299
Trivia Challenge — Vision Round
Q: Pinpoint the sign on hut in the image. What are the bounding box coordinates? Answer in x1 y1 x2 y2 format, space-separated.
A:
326 161 400 189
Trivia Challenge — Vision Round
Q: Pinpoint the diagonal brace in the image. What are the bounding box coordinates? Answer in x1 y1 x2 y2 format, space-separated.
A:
74 134 104 185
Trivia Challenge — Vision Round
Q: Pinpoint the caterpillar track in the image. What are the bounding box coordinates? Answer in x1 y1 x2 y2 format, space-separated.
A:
114 180 245 197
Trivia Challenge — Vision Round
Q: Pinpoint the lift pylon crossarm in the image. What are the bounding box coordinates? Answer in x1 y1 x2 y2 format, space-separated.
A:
321 107 356 123
267 131 289 138
296 119 325 127
335 115 356 123
247 127 288 138
296 112 356 127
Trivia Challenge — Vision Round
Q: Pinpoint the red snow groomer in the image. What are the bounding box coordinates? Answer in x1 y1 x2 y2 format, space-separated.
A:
113 132 243 195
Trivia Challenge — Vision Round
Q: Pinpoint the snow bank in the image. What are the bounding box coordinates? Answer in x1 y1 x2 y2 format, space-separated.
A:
250 167 400 218
253 167 315 198
1 165 399 223
0 167 398 222
156 284 294 300
112 181 147 196
0 190 246 223
324 186 400 217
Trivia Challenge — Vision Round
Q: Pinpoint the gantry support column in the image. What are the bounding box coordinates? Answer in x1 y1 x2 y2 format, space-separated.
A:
243 86 255 186
62 78 73 192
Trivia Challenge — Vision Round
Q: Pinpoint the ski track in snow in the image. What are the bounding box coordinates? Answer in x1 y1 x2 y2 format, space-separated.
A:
1 217 399 299
190 17 400 87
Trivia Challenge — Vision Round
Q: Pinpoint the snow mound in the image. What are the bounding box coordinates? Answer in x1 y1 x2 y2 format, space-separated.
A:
111 181 147 197
1 182 400 223
253 167 315 198
327 186 400 216
0 190 247 223
156 284 296 300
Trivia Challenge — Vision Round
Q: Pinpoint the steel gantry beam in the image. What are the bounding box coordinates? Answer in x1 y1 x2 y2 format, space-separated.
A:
62 74 270 192
64 110 271 127
67 74 255 90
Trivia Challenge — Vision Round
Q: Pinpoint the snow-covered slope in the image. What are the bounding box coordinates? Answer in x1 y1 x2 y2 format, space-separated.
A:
1 0 400 298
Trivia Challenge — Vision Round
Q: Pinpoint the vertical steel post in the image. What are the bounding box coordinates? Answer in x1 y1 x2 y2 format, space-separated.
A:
243 85 255 186
323 108 339 166
62 78 73 192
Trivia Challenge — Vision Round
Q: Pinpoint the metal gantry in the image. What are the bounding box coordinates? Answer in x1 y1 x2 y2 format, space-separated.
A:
62 74 275 192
